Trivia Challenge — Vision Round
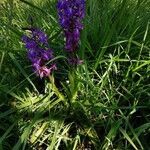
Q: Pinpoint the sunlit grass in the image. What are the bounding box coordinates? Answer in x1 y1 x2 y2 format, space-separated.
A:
0 0 150 150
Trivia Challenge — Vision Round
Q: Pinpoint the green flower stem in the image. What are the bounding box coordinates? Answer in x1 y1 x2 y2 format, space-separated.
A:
68 70 78 102
48 75 65 103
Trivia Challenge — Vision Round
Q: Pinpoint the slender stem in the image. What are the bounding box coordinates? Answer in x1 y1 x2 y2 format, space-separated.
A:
48 75 65 101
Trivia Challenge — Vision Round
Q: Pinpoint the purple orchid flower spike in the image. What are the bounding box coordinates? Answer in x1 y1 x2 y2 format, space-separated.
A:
22 28 56 78
57 0 85 65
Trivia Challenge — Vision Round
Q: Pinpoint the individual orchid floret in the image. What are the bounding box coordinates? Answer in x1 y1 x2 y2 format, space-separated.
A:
68 57 83 65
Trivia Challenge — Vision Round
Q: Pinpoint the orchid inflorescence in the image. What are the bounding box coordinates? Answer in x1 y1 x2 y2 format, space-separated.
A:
22 0 85 78
57 0 85 52
22 28 56 78
57 0 85 65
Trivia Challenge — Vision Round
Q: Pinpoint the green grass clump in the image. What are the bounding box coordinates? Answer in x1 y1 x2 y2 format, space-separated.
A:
0 0 150 150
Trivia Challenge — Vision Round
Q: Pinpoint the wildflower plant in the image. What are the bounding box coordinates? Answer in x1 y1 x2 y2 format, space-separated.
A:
22 0 86 106
22 27 65 103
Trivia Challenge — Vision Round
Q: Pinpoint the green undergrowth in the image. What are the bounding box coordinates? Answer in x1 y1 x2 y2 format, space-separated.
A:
0 0 150 150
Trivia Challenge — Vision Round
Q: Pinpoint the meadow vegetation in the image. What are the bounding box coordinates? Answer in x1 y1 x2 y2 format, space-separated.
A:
0 0 150 149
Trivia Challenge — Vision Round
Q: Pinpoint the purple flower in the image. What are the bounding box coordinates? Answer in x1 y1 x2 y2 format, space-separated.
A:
57 0 85 52
34 64 57 78
31 28 48 44
22 28 56 78
68 57 83 65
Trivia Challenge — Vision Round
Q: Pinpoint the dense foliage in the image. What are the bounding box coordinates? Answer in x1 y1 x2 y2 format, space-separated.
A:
0 0 150 150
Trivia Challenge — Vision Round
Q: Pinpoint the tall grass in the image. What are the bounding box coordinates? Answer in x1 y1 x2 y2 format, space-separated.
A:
0 0 150 149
